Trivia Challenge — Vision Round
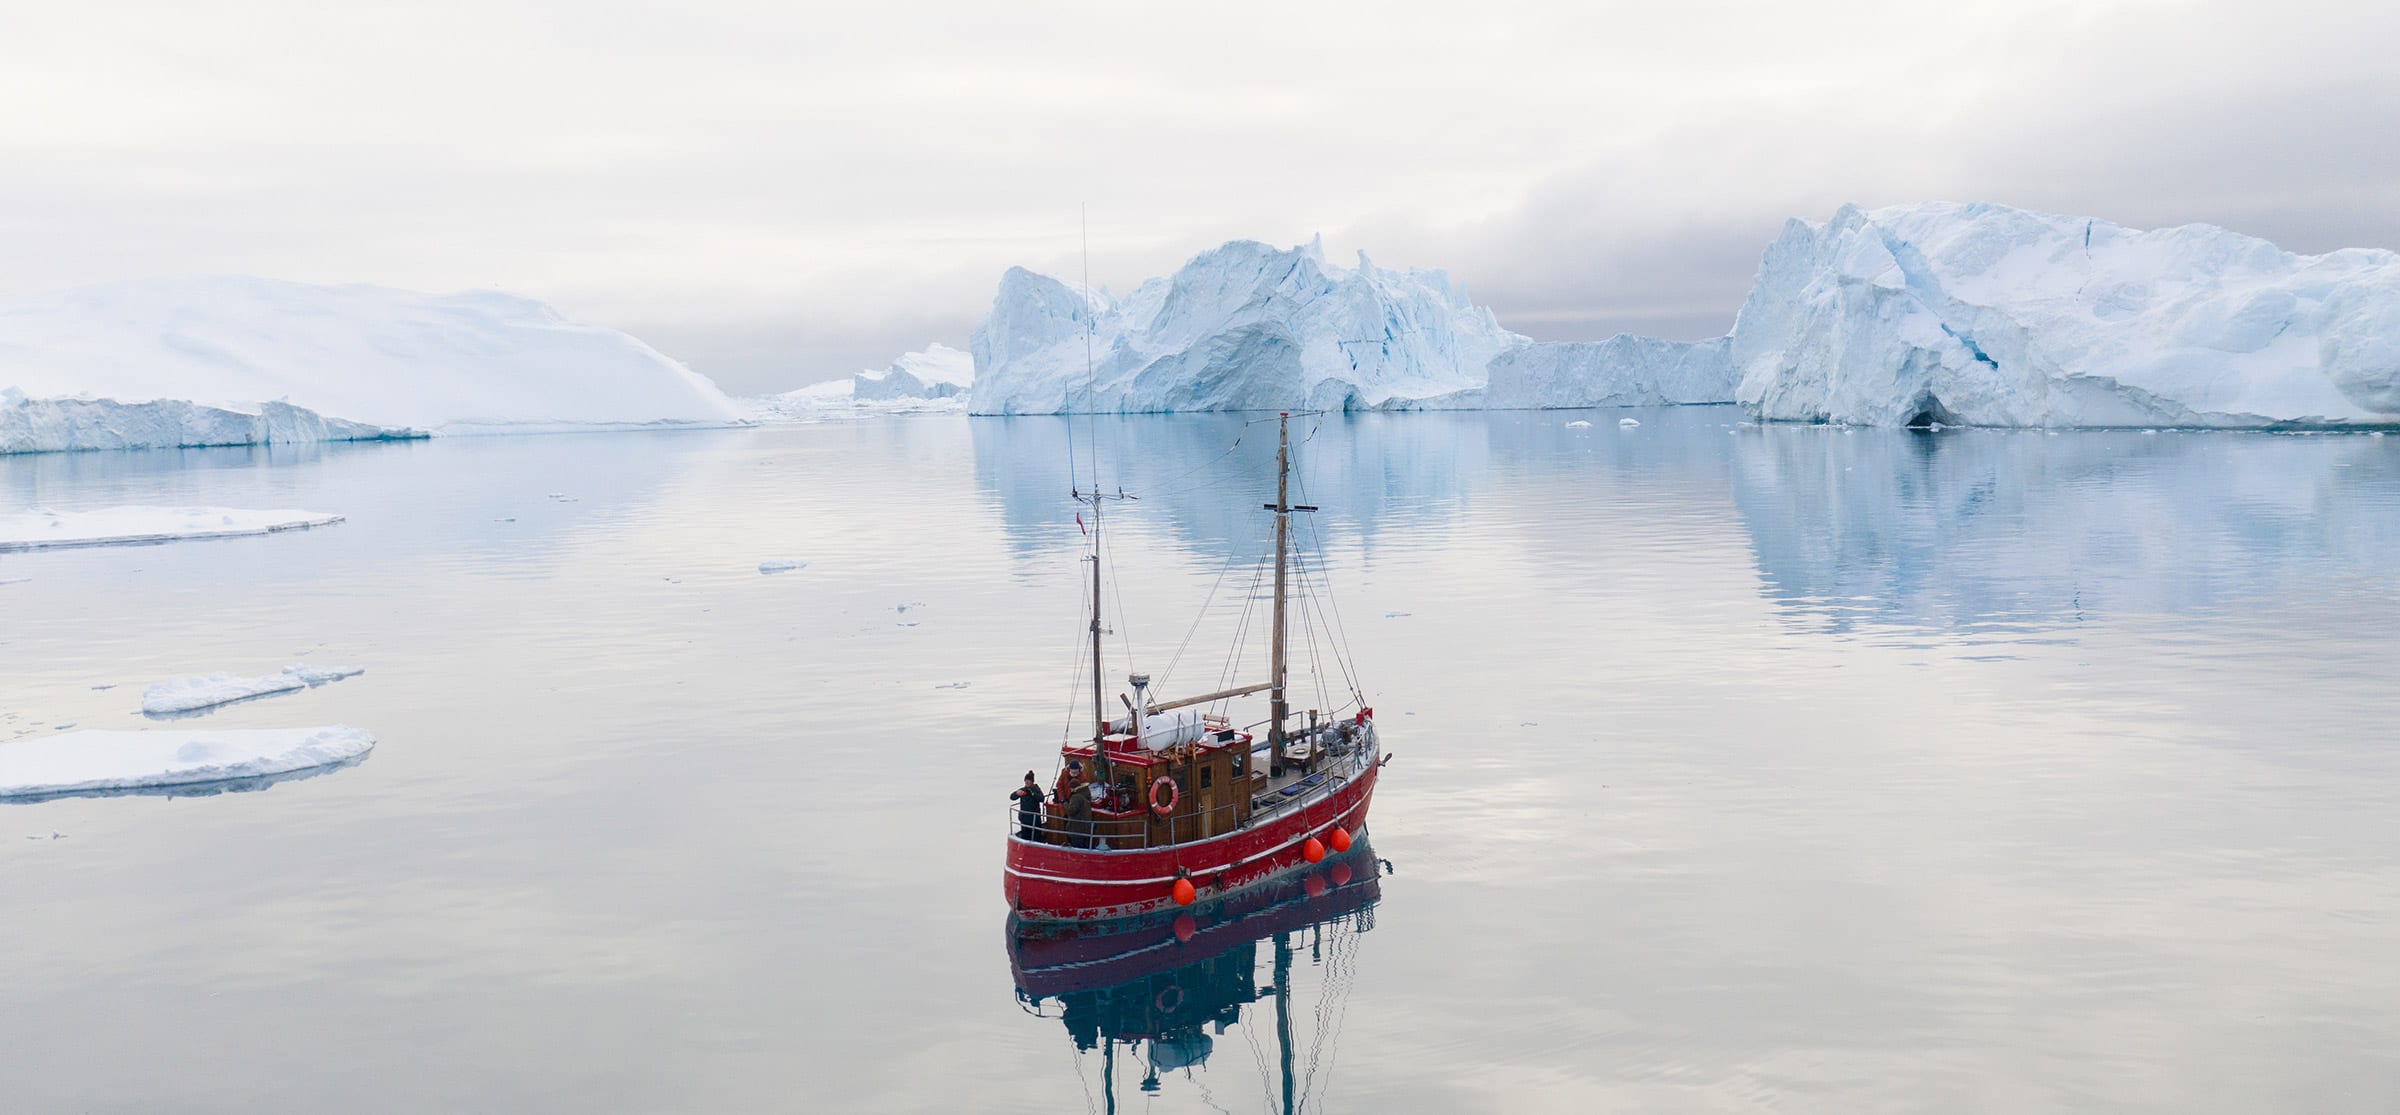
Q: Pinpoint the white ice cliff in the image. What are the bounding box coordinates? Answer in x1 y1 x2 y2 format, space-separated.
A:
0 276 742 444
0 390 417 454
1480 335 1736 410
1729 202 2400 427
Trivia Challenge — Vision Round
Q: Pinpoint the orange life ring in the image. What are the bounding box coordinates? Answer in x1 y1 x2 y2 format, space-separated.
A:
1155 984 1185 1013
1150 776 1179 817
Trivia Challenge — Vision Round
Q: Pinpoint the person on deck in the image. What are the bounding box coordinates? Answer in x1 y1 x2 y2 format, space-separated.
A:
1052 760 1084 805
1009 771 1043 840
1064 778 1094 848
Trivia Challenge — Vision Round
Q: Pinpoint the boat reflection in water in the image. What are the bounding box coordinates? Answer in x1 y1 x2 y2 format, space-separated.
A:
1007 837 1388 1109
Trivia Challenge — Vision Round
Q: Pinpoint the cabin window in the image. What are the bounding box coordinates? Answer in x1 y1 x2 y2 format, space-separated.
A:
1200 765 1214 789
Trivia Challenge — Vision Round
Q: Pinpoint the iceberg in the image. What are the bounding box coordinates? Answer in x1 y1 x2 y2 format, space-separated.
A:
1729 202 2400 428
0 275 743 439
854 343 972 401
967 239 1528 414
744 344 973 421
0 390 420 454
0 506 344 552
1481 335 1734 410
0 725 375 801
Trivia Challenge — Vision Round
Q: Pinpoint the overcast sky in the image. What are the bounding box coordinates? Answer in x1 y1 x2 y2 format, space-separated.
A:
5 0 2395 393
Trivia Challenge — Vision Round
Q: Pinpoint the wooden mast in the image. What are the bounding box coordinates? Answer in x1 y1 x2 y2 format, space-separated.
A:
1088 501 1110 784
1269 412 1291 752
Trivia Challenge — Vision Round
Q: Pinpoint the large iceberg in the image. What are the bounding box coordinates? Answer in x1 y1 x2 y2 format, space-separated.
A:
1730 202 2400 428
968 239 1528 414
0 275 743 439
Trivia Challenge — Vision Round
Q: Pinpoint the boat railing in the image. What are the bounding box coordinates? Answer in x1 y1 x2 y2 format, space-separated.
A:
1007 745 1370 849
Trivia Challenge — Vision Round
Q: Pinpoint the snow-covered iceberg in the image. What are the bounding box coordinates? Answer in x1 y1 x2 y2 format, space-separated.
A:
744 343 972 421
0 725 375 801
0 390 420 454
1729 202 2400 428
0 506 344 552
968 239 1527 414
0 275 743 440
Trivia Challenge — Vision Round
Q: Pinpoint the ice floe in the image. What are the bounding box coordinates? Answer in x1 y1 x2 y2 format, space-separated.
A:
141 672 308 715
282 663 365 686
758 559 806 574
141 663 362 715
0 506 343 552
0 726 376 801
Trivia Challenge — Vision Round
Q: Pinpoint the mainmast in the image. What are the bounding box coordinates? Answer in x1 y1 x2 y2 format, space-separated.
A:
1087 496 1111 785
1265 412 1315 751
1270 414 1290 750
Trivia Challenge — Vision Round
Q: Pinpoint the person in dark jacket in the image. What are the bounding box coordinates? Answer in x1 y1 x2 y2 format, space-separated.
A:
1009 771 1043 841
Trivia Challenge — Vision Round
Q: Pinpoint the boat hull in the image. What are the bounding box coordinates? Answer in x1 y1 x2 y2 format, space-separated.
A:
1004 759 1379 922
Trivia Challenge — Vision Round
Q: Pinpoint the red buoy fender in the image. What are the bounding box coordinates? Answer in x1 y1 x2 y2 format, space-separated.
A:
1150 776 1179 817
1171 877 1197 906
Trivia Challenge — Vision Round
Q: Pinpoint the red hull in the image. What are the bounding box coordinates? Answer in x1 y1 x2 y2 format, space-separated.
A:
1004 760 1379 922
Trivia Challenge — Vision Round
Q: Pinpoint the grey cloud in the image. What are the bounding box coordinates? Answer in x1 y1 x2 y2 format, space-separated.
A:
2 0 2395 394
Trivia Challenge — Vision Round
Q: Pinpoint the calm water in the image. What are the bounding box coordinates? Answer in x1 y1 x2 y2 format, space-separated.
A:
4 408 2398 1112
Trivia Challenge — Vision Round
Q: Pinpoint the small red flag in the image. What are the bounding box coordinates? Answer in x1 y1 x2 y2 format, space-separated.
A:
1075 512 1086 535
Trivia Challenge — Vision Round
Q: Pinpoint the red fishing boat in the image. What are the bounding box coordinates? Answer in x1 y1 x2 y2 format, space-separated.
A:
1004 411 1389 923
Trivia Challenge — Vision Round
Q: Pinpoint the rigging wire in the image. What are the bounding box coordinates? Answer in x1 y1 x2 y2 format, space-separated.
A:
1157 545 1246 695
1292 460 1368 701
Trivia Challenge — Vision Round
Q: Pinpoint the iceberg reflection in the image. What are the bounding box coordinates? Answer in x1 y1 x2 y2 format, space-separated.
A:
1729 426 2400 637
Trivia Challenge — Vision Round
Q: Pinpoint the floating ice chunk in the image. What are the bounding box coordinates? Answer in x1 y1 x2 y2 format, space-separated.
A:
281 663 364 686
1564 420 1593 429
1618 417 1641 428
934 681 971 690
758 560 805 574
0 726 376 801
0 506 343 552
142 672 309 715
0 577 27 586
1384 611 1412 618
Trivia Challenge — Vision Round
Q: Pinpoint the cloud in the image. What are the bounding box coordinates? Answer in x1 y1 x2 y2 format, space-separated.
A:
1 0 2393 393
